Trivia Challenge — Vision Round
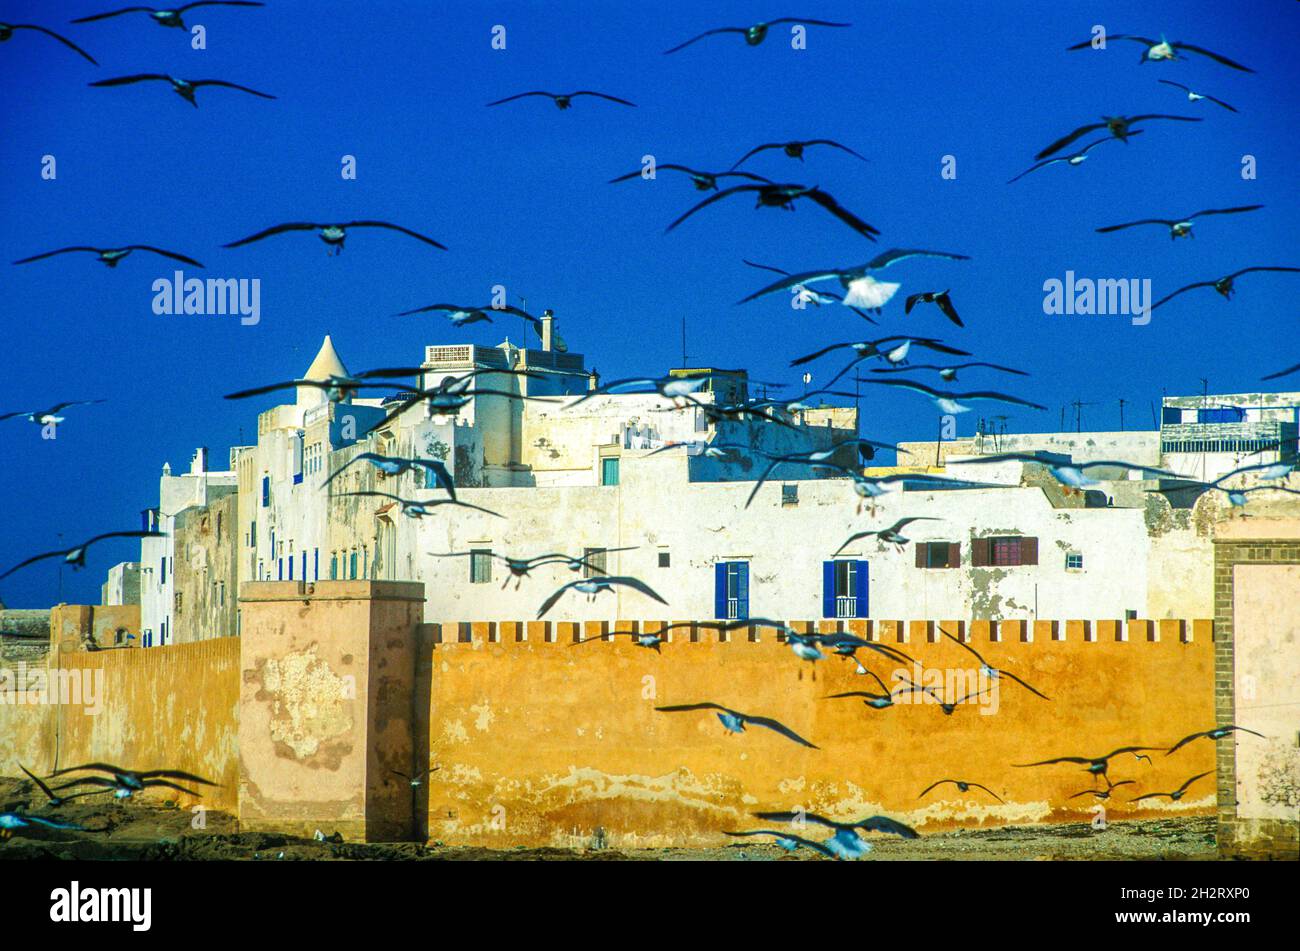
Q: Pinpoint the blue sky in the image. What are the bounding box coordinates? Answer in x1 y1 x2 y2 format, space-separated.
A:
1 0 1297 607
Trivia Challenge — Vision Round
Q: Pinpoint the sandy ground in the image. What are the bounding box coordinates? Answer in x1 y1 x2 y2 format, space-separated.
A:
0 775 1220 860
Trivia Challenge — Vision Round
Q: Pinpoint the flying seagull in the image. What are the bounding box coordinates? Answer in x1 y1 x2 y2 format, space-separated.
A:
894 674 989 716
1096 204 1263 240
536 576 667 619
395 301 543 330
791 336 972 384
722 829 837 857
1006 133 1139 184
486 90 635 109
0 813 85 838
1035 114 1201 160
321 452 454 497
952 452 1177 488
0 21 97 63
870 362 1028 383
833 516 939 556
90 74 276 107
49 762 215 799
726 437 905 508
742 259 879 322
341 491 502 520
730 139 867 170
14 245 203 268
224 367 425 403
1151 267 1300 311
1015 745 1165 783
0 531 165 582
904 290 962 327
18 764 106 808
73 2 265 29
943 630 1051 700
1157 79 1237 113
1166 724 1265 756
224 220 445 254
390 765 439 789
0 399 105 427
823 674 896 709
1130 771 1214 803
918 779 1004 804
1067 32 1253 72
434 548 633 589
564 371 736 409
664 18 850 54
1068 780 1135 801
655 703 818 749
752 810 918 860
609 165 771 191
739 249 971 312
667 182 880 241
862 378 1046 415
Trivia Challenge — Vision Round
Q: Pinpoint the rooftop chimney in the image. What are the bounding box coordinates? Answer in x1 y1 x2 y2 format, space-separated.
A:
190 447 209 475
541 309 555 352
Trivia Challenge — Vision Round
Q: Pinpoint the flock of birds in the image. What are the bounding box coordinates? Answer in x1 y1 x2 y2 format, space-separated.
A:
1 10 1294 856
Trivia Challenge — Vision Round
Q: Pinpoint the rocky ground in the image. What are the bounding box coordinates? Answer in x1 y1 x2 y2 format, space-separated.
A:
0 775 1220 860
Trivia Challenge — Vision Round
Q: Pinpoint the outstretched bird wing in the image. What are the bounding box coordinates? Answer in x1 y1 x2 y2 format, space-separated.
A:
126 245 205 267
12 24 97 63
1035 121 1109 160
867 248 970 270
223 222 322 247
662 26 747 55
340 220 447 249
741 714 819 749
804 189 880 240
12 246 105 265
1171 42 1253 72
665 184 763 233
189 79 277 99
570 90 637 106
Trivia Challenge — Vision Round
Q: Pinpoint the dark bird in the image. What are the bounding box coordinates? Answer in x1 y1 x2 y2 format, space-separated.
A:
224 220 445 254
537 576 667 619
1006 133 1140 184
894 674 989 716
0 813 85 838
49 762 215 800
434 548 633 589
667 183 881 241
1035 115 1201 160
728 437 906 509
341 491 502 520
823 671 896 709
722 828 836 857
1095 205 1263 240
0 399 105 427
752 810 918 860
1157 79 1237 113
610 165 771 191
1130 771 1214 803
1262 362 1300 382
390 765 439 789
321 452 454 497
0 532 165 583
486 90 635 109
1015 746 1165 782
739 249 971 312
73 2 265 29
564 370 741 409
1166 724 1265 756
1068 780 1134 801
655 703 818 749
18 764 106 807
731 139 867 170
366 381 551 433
572 629 669 652
919 779 1004 804
395 302 542 329
904 290 962 327
224 367 426 404
791 336 972 382
943 630 1051 700
1067 32 1253 72
870 362 1028 383
862 377 1047 415
664 18 850 54
0 21 97 63
14 245 203 268
1151 267 1300 311
742 259 878 322
834 516 940 555
90 74 275 107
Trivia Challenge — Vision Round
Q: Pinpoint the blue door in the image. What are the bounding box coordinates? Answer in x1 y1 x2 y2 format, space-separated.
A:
714 561 750 620
822 560 869 618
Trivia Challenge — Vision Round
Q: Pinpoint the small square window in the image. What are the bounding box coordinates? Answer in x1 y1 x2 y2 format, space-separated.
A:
781 484 798 506
658 551 670 568
470 549 493 584
1065 552 1083 570
584 547 608 579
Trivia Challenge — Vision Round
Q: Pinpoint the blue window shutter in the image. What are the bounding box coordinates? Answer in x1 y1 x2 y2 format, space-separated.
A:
855 561 870 618
714 563 727 619
822 561 836 619
737 563 749 619
314 549 319 580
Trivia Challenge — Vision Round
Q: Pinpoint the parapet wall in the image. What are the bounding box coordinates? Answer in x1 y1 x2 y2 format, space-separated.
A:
420 618 1216 849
